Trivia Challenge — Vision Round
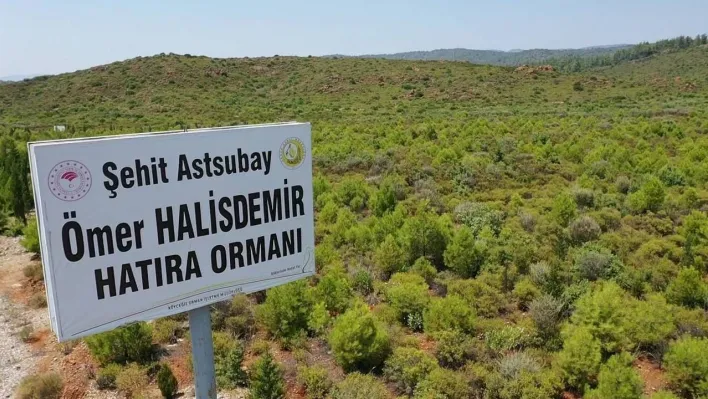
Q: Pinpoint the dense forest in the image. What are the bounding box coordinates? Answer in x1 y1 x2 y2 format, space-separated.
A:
545 35 708 72
1 37 708 399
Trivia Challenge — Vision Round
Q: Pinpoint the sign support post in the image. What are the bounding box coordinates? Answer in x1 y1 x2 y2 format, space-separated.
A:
188 305 217 399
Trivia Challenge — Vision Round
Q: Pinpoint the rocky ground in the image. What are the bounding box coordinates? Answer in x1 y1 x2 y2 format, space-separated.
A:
0 294 40 399
0 234 251 399
0 236 44 398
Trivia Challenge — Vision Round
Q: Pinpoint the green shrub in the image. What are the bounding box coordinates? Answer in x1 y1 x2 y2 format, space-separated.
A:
153 318 181 344
674 307 708 337
569 216 601 244
384 347 438 395
423 295 475 335
384 272 429 323
307 301 332 336
529 261 551 286
375 235 408 276
258 280 313 340
485 368 562 399
224 294 256 338
406 312 424 331
217 344 247 389
212 331 237 366
336 176 369 211
96 363 122 390
297 365 332 399
551 193 577 227
249 351 285 399
409 257 437 284
585 353 643 399
225 314 254 339
329 302 391 372
415 368 472 399
484 326 528 353
512 278 541 310
399 211 450 268
454 201 504 237
658 165 686 187
434 330 473 369
4 215 23 237
498 352 541 379
649 391 681 399
627 177 665 213
557 326 602 391
666 267 708 309
569 281 630 352
572 245 623 281
314 265 352 314
85 322 154 365
371 176 403 217
116 363 148 398
664 336 708 397
331 372 390 399
573 188 595 208
313 174 331 206
21 217 40 254
157 364 179 399
624 293 676 351
444 226 486 278
250 338 271 356
16 373 63 399
529 294 564 339
447 278 505 318
352 268 374 295
616 176 631 194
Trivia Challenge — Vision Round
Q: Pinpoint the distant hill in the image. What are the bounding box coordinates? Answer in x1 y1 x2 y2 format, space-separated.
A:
328 45 632 66
330 35 707 72
0 74 41 82
0 43 706 130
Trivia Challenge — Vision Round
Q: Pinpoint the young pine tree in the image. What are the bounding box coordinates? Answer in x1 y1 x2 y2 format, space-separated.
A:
156 364 178 399
444 226 486 278
551 193 577 227
217 345 247 389
585 353 643 399
0 143 30 223
249 351 285 399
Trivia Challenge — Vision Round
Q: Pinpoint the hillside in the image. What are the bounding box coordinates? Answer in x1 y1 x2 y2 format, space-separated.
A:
332 45 631 66
1 44 708 399
0 45 706 131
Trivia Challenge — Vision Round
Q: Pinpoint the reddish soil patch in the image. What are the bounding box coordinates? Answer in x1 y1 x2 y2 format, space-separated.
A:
165 340 194 388
270 347 299 399
303 338 345 384
561 392 581 399
417 334 436 354
241 336 344 399
59 342 99 399
28 328 51 350
635 356 667 395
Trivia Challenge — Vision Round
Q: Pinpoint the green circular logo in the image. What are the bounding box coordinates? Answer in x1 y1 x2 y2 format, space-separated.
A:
279 137 306 169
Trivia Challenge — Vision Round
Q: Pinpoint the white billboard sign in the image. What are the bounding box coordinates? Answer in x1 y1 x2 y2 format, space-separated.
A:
28 122 315 341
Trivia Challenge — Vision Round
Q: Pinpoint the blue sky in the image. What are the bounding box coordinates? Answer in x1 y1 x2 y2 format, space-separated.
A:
1 0 706 77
